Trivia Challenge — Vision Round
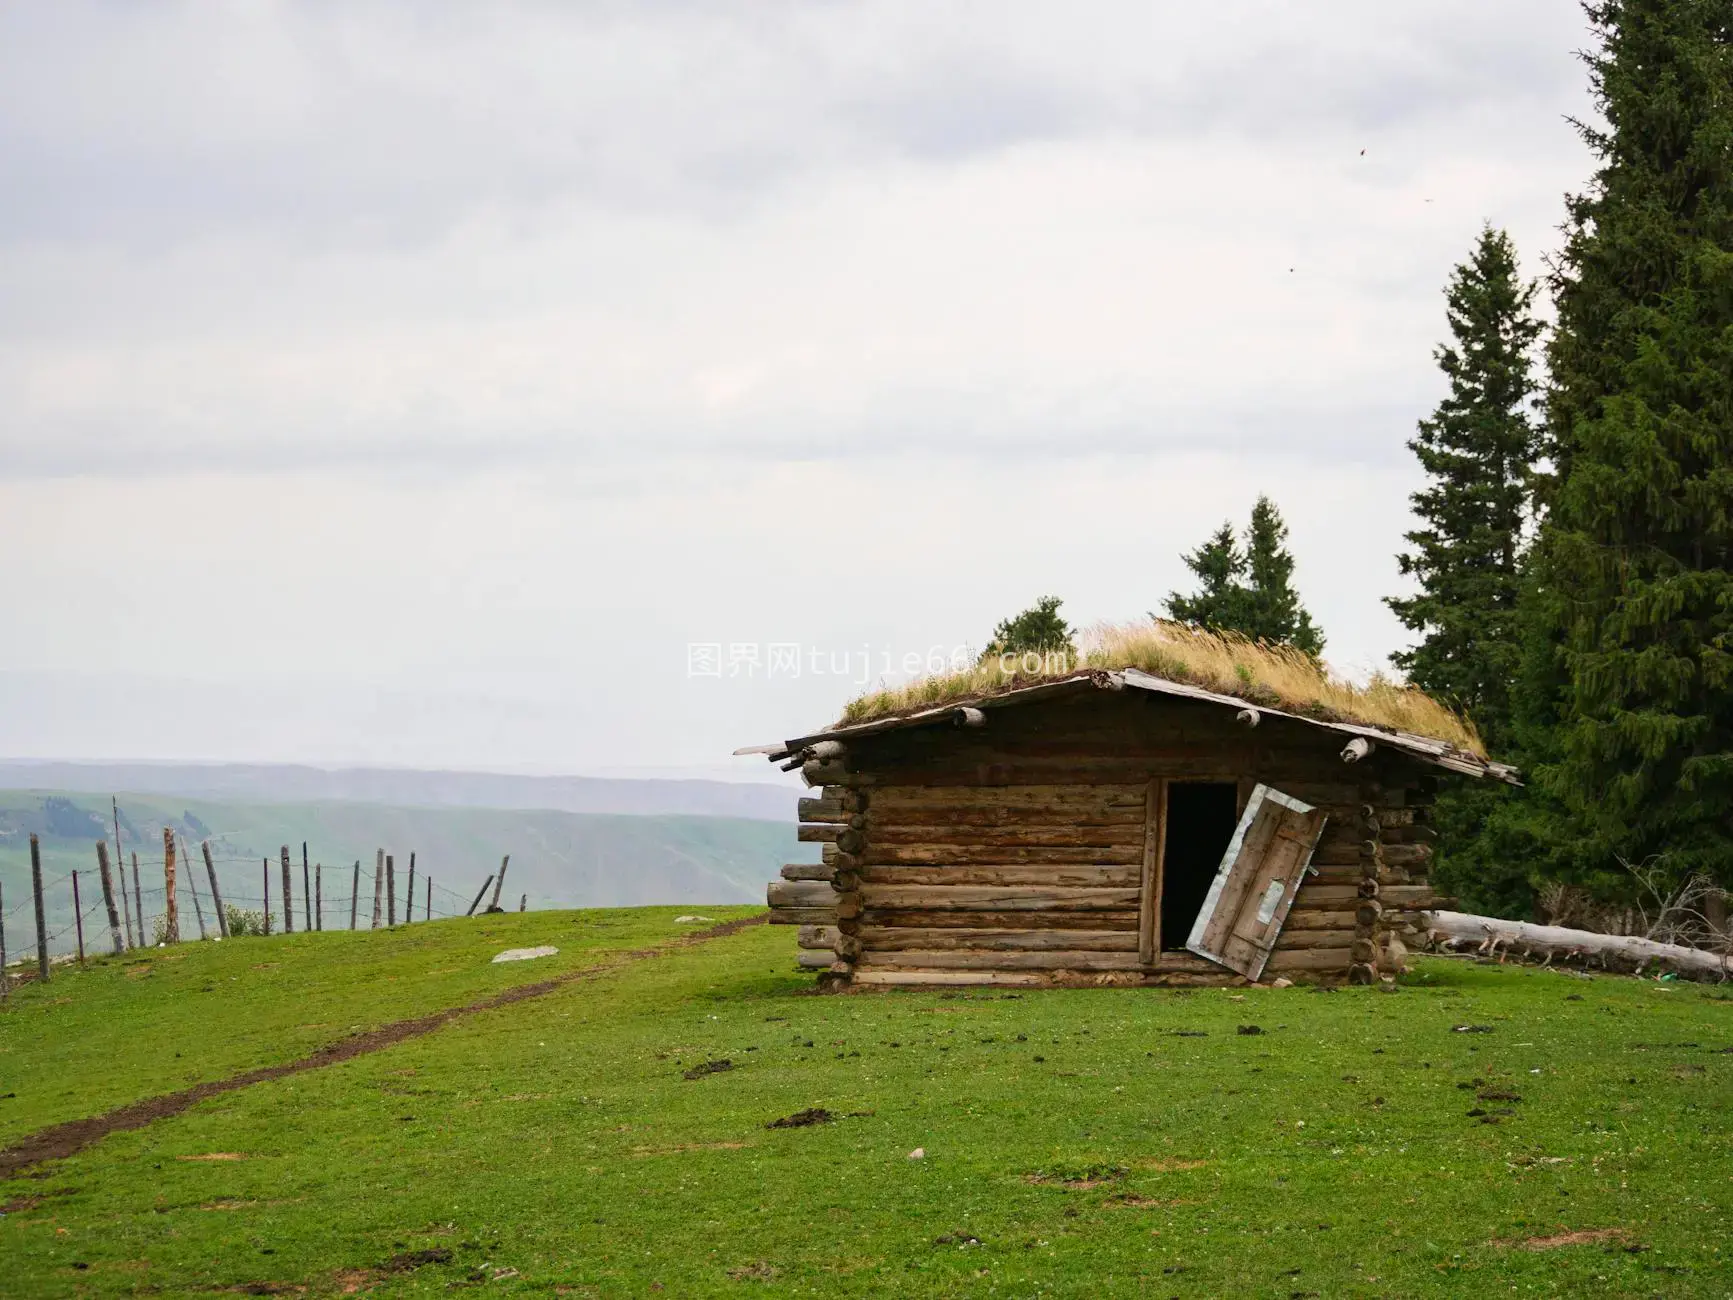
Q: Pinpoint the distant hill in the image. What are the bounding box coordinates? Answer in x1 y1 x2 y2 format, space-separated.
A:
0 761 797 822
0 790 813 959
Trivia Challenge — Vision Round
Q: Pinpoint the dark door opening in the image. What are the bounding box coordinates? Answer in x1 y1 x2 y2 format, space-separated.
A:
1161 782 1241 951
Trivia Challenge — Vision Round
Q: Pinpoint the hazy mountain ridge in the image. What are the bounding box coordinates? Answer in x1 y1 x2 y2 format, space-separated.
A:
0 789 812 959
0 761 797 822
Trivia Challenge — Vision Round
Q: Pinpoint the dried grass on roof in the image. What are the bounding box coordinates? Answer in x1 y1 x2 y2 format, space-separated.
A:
836 620 1485 755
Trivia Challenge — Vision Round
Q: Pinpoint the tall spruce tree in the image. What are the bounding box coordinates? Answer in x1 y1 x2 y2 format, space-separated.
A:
1163 497 1324 654
1523 0 1733 894
1388 226 1541 749
1163 523 1249 632
1243 496 1324 656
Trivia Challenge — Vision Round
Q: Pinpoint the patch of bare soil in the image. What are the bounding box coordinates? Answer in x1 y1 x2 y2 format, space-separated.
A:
630 1141 748 1157
1499 1228 1633 1251
726 1261 778 1281
766 1107 833 1129
1024 1164 1128 1190
0 914 765 1178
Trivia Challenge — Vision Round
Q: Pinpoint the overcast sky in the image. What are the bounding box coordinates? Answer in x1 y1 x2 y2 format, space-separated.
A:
0 1 1596 778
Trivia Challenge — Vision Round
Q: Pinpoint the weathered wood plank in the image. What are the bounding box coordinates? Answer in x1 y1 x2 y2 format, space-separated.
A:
861 927 1138 953
780 862 837 882
796 950 834 968
859 885 1141 912
767 906 838 925
1270 929 1355 951
797 796 851 823
1281 909 1358 930
868 783 1149 809
768 880 837 908
852 969 1048 986
857 948 1146 971
1265 947 1353 972
863 845 1144 866
797 824 844 843
858 864 1140 888
861 909 1140 931
797 925 840 949
1139 777 1164 966
866 825 1146 847
868 807 1147 828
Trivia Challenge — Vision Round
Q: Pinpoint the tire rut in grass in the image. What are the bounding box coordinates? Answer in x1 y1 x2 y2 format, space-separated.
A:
0 914 766 1178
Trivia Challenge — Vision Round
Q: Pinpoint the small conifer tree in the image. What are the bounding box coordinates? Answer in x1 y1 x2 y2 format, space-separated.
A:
1164 497 1323 654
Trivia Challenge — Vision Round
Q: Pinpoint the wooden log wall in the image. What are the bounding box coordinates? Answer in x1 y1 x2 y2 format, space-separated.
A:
766 691 1446 986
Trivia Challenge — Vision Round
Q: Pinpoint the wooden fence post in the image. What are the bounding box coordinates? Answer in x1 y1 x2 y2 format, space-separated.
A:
489 856 510 912
350 860 360 929
131 853 144 946
519 892 526 913
161 829 180 944
0 881 8 999
279 846 294 934
182 839 208 941
406 853 416 923
371 850 384 929
386 855 396 926
466 875 494 917
96 841 125 955
72 871 86 963
202 841 228 938
112 798 131 949
315 863 323 931
30 834 49 981
302 843 312 933
263 857 271 935
425 876 431 921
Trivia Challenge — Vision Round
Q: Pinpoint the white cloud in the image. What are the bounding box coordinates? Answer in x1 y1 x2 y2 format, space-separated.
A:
0 1 1596 765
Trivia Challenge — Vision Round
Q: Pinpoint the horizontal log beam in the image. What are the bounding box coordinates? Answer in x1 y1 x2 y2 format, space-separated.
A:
863 845 1144 866
857 949 1146 971
1266 947 1352 972
1270 930 1355 951
852 970 1048 987
767 906 838 925
868 808 1146 829
866 790 1150 811
859 885 1141 912
768 880 837 909
1281 909 1359 931
861 927 1138 953
861 909 1140 931
867 826 1146 847
797 796 850 824
797 924 840 949
858 864 1140 888
780 862 836 882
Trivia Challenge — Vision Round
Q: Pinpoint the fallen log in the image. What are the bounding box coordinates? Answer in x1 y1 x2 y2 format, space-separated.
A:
1424 910 1731 980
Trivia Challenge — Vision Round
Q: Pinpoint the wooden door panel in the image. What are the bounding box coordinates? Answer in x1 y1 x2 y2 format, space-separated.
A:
1185 784 1327 980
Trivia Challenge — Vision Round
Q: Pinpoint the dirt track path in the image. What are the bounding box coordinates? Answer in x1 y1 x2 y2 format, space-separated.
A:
0 914 766 1179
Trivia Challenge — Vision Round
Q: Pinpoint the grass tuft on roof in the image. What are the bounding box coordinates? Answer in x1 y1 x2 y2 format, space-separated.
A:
836 620 1485 754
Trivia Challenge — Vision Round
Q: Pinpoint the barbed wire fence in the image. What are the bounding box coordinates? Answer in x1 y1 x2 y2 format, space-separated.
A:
1 810 520 992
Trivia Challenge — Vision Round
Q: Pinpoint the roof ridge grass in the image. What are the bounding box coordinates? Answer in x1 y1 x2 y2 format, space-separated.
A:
836 619 1486 755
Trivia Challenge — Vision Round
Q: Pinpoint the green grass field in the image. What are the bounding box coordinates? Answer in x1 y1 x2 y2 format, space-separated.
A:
3 912 1732 1297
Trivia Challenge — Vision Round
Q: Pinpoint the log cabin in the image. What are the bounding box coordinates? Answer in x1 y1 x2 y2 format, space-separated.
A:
744 666 1518 988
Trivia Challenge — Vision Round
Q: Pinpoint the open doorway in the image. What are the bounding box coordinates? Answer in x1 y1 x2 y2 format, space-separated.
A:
1161 782 1241 951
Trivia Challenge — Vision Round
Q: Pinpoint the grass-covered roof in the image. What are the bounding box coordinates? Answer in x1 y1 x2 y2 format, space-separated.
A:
837 620 1485 755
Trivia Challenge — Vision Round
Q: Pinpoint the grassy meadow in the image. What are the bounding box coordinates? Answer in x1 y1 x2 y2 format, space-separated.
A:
3 911 1732 1296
